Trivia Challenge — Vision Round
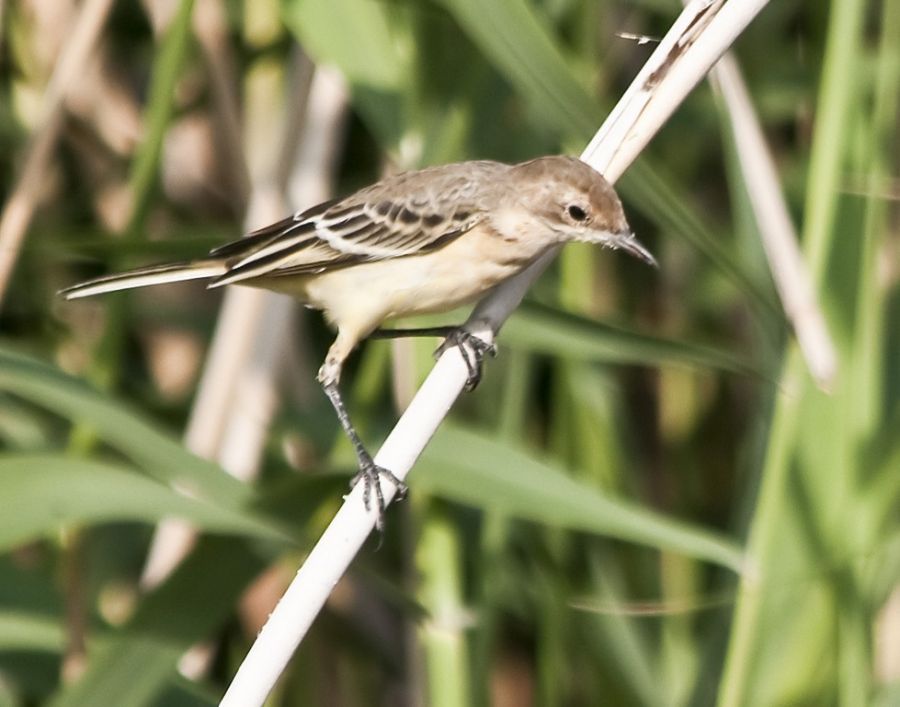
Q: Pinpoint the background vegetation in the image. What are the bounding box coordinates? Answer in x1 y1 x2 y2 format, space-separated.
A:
1 0 898 705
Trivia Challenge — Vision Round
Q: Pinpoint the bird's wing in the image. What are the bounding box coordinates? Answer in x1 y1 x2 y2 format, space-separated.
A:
209 162 503 287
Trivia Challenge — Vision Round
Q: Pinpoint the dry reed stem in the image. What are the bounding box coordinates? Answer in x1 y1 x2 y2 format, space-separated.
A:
713 55 838 390
0 0 115 307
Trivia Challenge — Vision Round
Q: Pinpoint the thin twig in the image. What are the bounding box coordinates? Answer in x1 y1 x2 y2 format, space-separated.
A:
217 2 771 705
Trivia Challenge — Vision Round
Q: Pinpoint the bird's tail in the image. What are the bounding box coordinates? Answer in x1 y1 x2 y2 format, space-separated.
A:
60 259 227 299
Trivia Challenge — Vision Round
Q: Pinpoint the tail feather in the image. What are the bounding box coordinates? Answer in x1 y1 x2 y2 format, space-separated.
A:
60 259 227 299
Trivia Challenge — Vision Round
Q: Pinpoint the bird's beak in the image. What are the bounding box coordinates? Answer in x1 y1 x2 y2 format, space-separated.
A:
613 231 657 268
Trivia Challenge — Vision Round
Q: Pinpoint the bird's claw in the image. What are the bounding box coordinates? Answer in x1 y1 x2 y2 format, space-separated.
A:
351 452 407 531
435 328 497 391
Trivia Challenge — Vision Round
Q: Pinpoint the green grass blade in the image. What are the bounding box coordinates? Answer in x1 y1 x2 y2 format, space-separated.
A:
0 347 251 508
416 507 471 707
419 425 744 572
0 611 64 652
124 0 197 236
504 303 761 377
281 0 408 148
0 455 286 550
437 0 597 138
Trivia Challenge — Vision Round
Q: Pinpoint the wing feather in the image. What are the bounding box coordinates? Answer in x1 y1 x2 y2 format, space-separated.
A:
207 161 507 288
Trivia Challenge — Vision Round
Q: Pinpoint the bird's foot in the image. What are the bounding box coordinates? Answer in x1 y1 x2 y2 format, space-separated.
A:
351 451 407 532
435 328 497 391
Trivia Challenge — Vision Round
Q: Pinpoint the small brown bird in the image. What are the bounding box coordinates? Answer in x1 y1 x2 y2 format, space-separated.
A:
62 155 655 524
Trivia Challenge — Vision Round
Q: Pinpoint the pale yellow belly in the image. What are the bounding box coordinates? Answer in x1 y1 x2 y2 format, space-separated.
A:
289 229 546 336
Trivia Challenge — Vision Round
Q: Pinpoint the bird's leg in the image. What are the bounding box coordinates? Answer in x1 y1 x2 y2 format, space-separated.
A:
321 380 407 530
318 339 406 531
372 326 497 391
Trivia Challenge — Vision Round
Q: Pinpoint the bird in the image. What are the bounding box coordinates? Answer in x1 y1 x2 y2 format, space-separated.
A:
61 155 656 527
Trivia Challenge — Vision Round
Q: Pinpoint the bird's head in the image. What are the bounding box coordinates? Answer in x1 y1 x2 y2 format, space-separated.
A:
511 156 656 267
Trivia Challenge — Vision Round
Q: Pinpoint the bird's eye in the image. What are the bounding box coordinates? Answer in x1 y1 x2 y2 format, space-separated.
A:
567 204 588 221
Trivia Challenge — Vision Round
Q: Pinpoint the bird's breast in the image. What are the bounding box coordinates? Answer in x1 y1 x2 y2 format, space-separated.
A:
302 222 549 329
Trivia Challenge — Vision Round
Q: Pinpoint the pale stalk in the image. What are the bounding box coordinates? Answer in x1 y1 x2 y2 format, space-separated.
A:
218 1 771 705
213 64 348 484
712 54 837 390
